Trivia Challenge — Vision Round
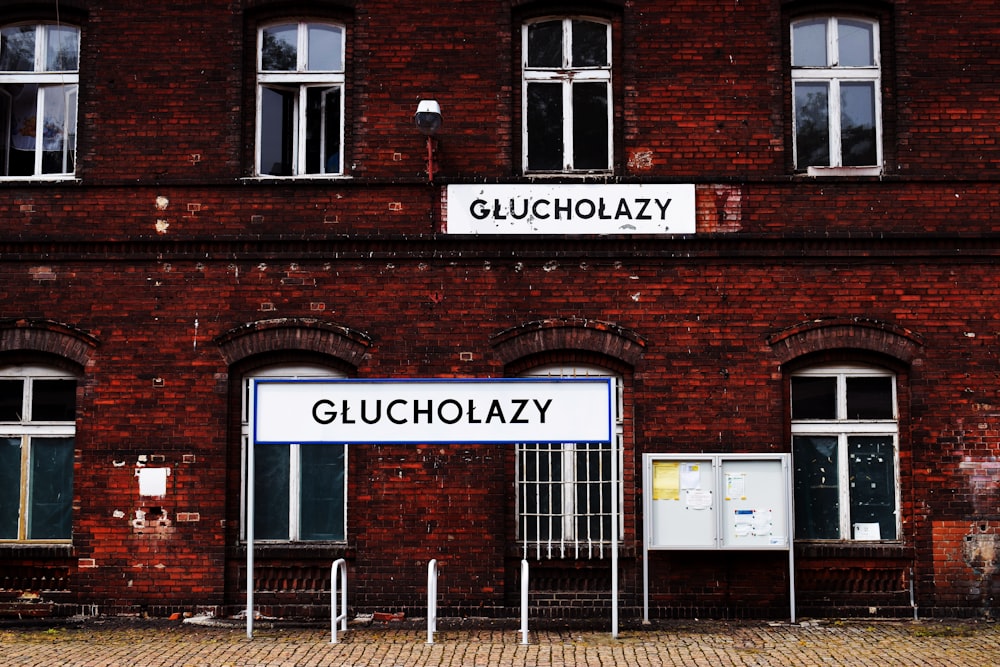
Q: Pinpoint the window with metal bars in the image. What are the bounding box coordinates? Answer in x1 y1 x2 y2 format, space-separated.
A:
517 365 622 559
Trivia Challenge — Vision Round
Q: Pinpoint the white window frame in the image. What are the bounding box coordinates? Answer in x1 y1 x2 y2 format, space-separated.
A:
255 21 346 178
521 17 613 175
240 364 347 542
0 364 76 543
0 23 80 180
516 364 623 559
791 16 882 175
790 364 900 541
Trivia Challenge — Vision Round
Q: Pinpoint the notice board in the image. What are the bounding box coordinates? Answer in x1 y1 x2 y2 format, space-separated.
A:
643 454 791 550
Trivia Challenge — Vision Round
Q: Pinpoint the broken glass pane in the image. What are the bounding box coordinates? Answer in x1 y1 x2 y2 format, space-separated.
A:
793 435 840 539
848 436 896 539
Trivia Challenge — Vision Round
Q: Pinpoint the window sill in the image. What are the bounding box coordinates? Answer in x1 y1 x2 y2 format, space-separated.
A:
0 176 81 184
243 175 353 183
805 166 882 177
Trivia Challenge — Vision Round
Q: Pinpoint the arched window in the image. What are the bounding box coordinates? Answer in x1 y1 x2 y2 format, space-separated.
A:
241 363 347 541
0 364 77 541
0 22 80 178
791 363 898 541
256 20 345 177
517 363 623 558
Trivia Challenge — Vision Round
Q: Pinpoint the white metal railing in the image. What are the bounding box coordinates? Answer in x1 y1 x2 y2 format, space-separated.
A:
426 559 439 644
330 558 348 644
520 559 530 645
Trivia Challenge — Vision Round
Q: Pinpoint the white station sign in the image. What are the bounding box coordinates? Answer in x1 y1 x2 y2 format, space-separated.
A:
445 183 696 234
252 378 614 445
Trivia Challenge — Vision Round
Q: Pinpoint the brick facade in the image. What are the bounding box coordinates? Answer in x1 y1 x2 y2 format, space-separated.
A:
0 0 998 621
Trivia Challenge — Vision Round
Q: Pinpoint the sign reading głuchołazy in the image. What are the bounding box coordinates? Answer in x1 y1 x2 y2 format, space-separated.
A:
445 183 695 234
252 378 614 445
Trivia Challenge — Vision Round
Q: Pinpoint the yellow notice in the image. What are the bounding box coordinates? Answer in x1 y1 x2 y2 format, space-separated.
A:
652 461 681 501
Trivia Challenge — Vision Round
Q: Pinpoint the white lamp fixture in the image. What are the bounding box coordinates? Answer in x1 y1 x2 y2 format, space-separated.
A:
414 100 442 181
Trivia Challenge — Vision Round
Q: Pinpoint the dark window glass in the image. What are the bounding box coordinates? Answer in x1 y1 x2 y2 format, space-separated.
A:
27 437 73 539
31 379 76 422
0 438 21 538
572 82 608 169
841 82 877 166
0 26 35 71
0 379 23 421
527 20 561 68
260 87 295 176
846 376 893 419
791 376 837 420
575 443 611 541
299 444 345 540
795 82 830 167
571 20 607 67
261 24 297 71
793 435 840 539
526 82 563 171
848 437 896 539
520 443 563 541
254 444 290 539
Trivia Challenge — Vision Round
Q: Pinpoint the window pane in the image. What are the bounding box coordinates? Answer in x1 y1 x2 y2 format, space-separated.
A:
307 24 342 71
40 85 76 175
526 82 563 171
575 443 611 542
299 444 345 540
571 21 607 67
260 87 295 176
848 437 896 539
846 376 892 419
27 437 73 540
254 444 290 539
572 82 608 170
0 379 23 421
520 443 563 541
840 82 877 167
794 82 830 167
44 25 78 71
261 24 298 71
838 20 875 67
0 438 21 539
31 379 76 422
793 436 840 539
0 26 35 71
791 376 836 420
305 87 341 174
792 19 827 67
527 20 562 68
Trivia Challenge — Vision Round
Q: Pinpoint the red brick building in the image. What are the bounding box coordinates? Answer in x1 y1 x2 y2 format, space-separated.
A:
1 0 998 621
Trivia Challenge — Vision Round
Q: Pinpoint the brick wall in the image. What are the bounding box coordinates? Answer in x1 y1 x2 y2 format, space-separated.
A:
1 0 999 619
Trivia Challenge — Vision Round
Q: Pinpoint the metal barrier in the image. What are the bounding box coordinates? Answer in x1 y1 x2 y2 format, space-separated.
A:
426 559 439 644
520 559 530 645
330 558 348 644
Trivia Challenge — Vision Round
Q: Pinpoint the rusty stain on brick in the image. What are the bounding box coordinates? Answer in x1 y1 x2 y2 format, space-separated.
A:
29 267 57 281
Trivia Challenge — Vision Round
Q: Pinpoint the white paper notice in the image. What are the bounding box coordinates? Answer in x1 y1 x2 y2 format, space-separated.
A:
138 467 169 497
686 489 712 510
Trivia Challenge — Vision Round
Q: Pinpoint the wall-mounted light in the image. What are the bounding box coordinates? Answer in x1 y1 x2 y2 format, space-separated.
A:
414 100 442 181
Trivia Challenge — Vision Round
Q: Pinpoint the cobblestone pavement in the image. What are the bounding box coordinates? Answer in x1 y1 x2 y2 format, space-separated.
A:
0 617 997 666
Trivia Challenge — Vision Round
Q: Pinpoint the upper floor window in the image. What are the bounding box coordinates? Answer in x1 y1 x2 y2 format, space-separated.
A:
0 23 79 179
517 364 622 559
0 365 76 542
791 16 881 173
791 364 898 541
521 17 611 174
256 21 344 177
241 364 346 542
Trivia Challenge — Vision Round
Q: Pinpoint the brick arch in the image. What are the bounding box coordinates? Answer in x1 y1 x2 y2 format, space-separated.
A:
214 318 372 368
490 318 646 367
0 318 98 367
767 317 923 365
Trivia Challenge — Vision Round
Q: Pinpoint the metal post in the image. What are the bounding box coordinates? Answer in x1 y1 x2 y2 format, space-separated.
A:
331 559 348 643
520 559 530 645
427 559 438 645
